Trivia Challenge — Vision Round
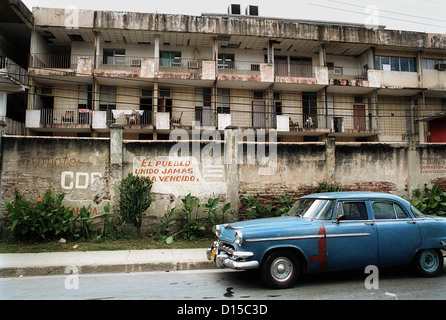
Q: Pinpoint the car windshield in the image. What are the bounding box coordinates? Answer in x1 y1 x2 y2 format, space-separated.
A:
411 205 426 218
288 198 334 220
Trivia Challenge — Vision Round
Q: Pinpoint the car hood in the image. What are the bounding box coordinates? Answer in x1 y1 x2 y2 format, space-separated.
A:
218 216 315 243
222 216 311 230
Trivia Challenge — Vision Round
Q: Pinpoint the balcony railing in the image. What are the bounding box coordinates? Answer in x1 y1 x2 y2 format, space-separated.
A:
105 109 153 126
328 66 368 81
29 53 93 70
97 55 149 71
275 62 314 78
0 56 29 86
217 60 263 76
39 108 92 125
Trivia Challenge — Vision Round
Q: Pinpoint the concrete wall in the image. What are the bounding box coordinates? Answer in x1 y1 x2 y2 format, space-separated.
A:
1 129 446 233
1 136 110 219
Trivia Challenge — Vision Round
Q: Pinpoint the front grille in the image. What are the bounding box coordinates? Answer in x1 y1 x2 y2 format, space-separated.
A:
219 241 235 254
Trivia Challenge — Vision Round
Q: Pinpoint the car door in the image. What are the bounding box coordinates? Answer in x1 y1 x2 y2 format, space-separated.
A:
371 200 422 266
325 200 378 271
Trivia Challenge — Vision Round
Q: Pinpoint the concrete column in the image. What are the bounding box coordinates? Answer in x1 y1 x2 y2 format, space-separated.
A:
109 124 124 214
94 32 101 70
319 45 326 67
325 137 336 185
153 81 158 140
406 134 419 198
212 37 219 76
154 35 160 73
224 126 240 217
0 92 6 121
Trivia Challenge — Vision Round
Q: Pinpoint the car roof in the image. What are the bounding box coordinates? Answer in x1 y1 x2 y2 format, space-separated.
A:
301 191 406 202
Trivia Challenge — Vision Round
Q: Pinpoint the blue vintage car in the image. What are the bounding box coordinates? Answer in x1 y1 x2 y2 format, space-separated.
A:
207 192 446 289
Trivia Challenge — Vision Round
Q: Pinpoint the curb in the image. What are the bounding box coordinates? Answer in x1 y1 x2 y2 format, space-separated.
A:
0 261 216 278
0 249 215 278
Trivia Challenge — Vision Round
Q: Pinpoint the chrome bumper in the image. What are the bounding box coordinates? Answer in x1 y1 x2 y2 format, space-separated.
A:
207 241 259 271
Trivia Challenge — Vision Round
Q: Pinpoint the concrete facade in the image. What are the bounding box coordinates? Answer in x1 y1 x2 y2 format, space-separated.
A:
15 5 446 143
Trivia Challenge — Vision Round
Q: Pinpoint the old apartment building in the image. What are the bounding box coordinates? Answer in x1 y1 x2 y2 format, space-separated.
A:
0 0 32 136
8 4 446 142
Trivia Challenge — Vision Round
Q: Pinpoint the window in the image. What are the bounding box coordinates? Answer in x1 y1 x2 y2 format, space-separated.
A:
288 199 334 220
422 58 446 69
217 88 230 114
372 201 408 220
99 86 116 111
103 49 125 65
303 92 318 128
336 201 368 221
160 51 181 67
78 85 92 109
375 55 416 72
411 205 426 218
218 53 235 69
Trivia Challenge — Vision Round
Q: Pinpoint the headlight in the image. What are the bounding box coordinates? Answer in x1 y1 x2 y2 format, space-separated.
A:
215 225 221 238
235 231 243 246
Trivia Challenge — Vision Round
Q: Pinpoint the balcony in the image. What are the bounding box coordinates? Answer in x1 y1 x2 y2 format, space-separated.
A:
327 67 379 94
29 53 93 78
0 57 29 92
102 109 154 132
216 60 274 89
26 108 92 132
274 61 328 91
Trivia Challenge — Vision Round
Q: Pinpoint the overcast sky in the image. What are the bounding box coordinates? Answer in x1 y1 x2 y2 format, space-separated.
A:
21 0 446 34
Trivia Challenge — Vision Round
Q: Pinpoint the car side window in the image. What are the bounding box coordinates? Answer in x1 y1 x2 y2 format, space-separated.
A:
372 201 408 220
337 201 368 221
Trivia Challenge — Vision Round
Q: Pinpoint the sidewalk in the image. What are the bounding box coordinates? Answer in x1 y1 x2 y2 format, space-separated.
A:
0 248 214 277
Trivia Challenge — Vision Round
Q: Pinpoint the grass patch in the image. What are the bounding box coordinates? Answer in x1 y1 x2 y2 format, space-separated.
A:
0 236 215 254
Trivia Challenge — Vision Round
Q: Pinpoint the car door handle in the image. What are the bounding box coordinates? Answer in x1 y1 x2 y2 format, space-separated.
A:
407 221 417 224
365 222 374 226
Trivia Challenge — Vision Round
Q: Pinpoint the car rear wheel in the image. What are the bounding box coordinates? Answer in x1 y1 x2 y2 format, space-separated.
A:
414 249 444 277
261 250 300 289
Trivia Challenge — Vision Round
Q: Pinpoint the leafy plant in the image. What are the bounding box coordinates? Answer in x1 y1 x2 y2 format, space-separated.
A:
276 194 294 216
119 173 153 236
255 202 275 218
241 194 258 219
317 182 344 193
409 183 446 216
5 190 93 241
202 197 232 234
157 207 177 244
100 203 124 240
178 193 205 240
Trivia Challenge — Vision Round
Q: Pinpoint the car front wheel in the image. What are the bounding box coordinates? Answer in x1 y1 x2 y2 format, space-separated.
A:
261 250 300 289
414 249 444 277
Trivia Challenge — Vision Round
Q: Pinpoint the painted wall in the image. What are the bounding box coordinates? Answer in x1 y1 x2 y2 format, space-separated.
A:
1 132 445 233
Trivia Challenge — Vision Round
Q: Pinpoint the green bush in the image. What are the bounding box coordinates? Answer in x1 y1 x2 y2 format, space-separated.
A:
178 193 205 241
409 183 446 216
5 190 93 241
157 207 177 244
119 173 153 236
202 197 232 234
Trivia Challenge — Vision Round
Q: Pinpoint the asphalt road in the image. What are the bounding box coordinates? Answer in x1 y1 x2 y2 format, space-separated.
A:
1 262 445 301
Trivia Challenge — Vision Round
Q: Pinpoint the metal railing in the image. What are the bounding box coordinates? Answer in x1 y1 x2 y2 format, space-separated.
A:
39 108 92 125
29 53 93 70
105 109 153 126
33 106 410 136
217 60 263 76
97 55 149 71
275 62 314 78
0 56 29 86
328 66 369 81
